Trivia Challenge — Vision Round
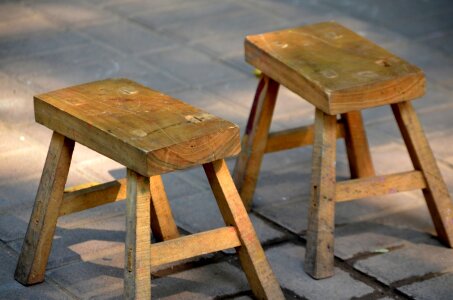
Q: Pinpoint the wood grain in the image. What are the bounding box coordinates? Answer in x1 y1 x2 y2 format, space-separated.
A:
15 132 74 285
205 159 284 299
34 78 240 176
265 121 345 153
245 21 425 114
150 227 240 267
304 109 337 279
233 75 279 211
341 111 375 178
392 101 453 247
125 169 151 299
336 170 426 202
149 175 179 241
60 179 126 216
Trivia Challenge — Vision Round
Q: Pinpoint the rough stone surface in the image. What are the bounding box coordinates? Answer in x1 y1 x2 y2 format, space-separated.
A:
398 273 453 300
266 243 375 299
1 0 453 299
354 243 453 285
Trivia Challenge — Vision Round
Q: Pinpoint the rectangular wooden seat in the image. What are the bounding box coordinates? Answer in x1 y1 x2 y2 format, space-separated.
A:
245 21 425 114
34 78 240 176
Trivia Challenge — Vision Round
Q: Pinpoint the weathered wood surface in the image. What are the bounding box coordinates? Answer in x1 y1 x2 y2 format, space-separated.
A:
205 159 284 299
245 21 425 114
305 109 337 279
150 227 240 267
125 169 151 299
265 121 345 153
233 75 279 211
392 101 453 247
341 111 375 178
149 175 179 241
34 78 240 176
60 178 126 216
15 132 74 285
336 170 426 202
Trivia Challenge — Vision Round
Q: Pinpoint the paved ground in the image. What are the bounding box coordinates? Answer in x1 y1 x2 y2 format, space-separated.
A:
1 0 453 299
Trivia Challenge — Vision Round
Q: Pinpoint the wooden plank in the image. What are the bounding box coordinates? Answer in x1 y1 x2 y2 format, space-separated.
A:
245 21 425 114
305 109 337 279
149 175 179 241
341 111 375 178
125 169 151 299
205 159 284 299
264 121 345 153
34 78 240 176
392 101 453 247
233 75 279 211
15 132 74 285
60 179 126 216
336 170 427 202
150 227 240 267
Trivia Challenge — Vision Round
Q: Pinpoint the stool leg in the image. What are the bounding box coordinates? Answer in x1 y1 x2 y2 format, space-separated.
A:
341 111 375 178
204 160 284 300
233 75 279 211
15 132 74 285
305 109 337 279
125 169 151 299
392 101 453 247
149 175 179 241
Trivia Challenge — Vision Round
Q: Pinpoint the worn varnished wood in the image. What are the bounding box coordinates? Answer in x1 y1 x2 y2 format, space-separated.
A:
233 75 279 211
392 101 453 247
125 169 151 299
336 170 426 202
341 111 375 178
205 159 284 300
150 227 240 267
305 109 337 279
34 78 240 176
245 21 425 114
15 132 74 285
149 175 179 241
264 121 345 153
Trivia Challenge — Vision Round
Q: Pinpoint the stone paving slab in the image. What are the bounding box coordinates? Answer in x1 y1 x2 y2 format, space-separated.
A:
354 242 453 285
398 272 453 300
266 243 375 299
1 0 453 299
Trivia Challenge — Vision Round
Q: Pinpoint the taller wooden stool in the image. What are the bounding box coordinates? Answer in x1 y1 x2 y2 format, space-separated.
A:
15 79 284 299
233 22 453 279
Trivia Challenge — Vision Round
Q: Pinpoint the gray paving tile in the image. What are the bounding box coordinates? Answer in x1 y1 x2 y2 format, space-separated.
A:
266 243 374 299
81 20 175 56
105 0 207 17
354 243 453 285
169 189 286 244
140 46 246 87
9 214 126 270
130 1 246 34
0 29 88 61
256 190 423 235
28 1 116 28
335 221 434 260
398 272 453 300
152 262 249 299
0 12 58 40
0 281 73 300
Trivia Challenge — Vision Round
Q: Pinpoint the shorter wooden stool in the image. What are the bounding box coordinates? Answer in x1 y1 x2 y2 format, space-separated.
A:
15 79 283 299
233 22 453 279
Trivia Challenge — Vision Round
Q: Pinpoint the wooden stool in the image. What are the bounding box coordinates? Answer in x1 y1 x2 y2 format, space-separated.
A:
15 79 284 299
233 22 453 279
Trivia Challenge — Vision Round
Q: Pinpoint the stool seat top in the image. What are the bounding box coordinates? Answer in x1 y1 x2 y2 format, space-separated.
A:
34 79 240 176
245 21 425 114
